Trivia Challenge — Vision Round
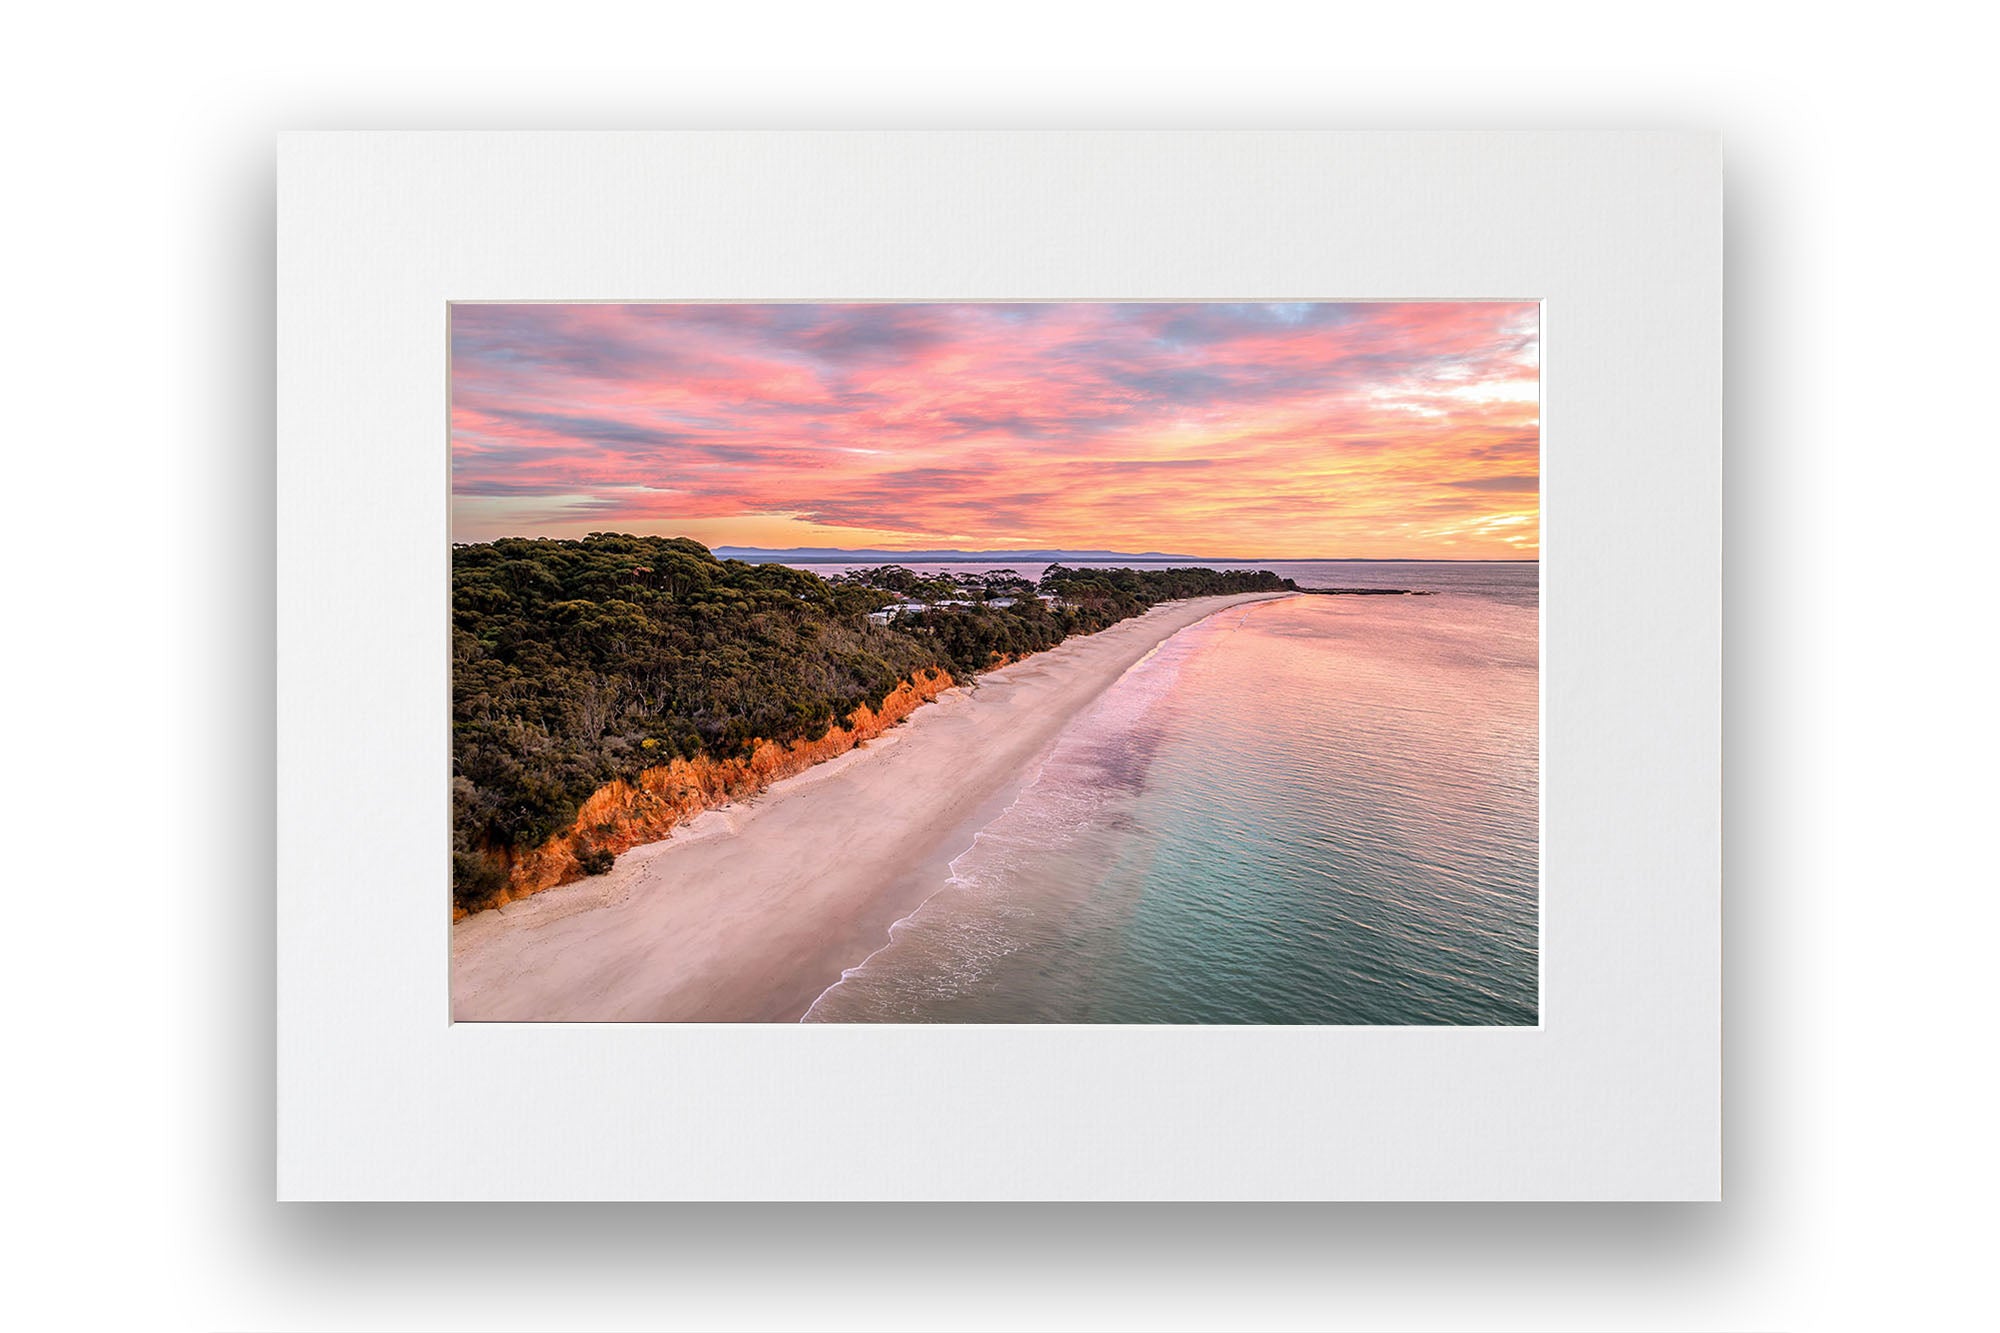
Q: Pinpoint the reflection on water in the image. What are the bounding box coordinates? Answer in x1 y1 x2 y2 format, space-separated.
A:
804 563 1539 1025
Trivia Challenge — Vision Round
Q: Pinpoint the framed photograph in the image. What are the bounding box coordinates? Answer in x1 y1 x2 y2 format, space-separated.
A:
278 131 1720 1199
446 297 1541 1028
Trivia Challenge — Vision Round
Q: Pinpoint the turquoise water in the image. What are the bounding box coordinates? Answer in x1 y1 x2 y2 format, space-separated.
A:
802 562 1539 1025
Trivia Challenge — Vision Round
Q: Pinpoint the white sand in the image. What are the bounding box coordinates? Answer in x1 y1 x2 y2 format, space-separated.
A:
450 592 1294 1022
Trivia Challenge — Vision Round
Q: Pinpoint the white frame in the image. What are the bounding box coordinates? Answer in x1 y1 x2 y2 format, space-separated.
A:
277 131 1719 1200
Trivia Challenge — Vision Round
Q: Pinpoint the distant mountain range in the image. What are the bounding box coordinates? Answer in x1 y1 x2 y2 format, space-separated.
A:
715 546 1205 564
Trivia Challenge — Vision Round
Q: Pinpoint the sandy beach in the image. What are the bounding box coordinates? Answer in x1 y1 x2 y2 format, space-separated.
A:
450 591 1293 1022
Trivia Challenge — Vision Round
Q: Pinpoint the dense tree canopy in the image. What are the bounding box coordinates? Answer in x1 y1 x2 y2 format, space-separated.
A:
452 535 1291 908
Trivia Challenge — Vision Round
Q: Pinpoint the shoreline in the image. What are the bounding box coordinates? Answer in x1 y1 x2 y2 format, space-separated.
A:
450 590 1294 1022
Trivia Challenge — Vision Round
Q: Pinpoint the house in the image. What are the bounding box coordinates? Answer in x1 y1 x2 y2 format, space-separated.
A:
867 601 931 624
866 598 981 625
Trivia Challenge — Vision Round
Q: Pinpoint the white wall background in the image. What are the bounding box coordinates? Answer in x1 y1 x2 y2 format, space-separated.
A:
5 3 1991 1329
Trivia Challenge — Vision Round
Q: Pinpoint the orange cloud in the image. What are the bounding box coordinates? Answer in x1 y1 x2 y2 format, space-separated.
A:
451 302 1538 557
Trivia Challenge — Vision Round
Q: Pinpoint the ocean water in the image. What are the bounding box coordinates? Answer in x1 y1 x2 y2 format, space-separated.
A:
800 561 1540 1025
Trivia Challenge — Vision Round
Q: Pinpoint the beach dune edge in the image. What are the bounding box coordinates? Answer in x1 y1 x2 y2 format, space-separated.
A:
449 591 1293 1022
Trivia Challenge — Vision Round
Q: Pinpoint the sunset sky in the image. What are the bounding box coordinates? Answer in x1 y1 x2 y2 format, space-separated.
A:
450 301 1538 558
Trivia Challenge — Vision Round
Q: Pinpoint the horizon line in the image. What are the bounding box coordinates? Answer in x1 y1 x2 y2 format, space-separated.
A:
450 534 1538 562
707 541 1540 563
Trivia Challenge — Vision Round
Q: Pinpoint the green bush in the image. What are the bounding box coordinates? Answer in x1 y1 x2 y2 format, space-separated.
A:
451 534 1291 910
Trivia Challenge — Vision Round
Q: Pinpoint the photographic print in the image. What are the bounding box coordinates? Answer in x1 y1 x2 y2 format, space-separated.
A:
449 300 1539 1024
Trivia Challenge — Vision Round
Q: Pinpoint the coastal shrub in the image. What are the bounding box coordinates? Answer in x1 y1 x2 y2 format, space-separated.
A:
450 534 1292 910
576 845 616 876
452 849 509 901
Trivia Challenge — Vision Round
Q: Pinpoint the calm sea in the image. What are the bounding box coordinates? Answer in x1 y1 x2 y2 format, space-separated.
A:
793 560 1539 1025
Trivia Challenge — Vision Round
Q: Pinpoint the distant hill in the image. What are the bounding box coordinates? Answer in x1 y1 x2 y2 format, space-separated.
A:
716 546 1205 564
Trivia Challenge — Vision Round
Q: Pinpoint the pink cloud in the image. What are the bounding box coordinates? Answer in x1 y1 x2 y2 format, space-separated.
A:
451 302 1539 557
